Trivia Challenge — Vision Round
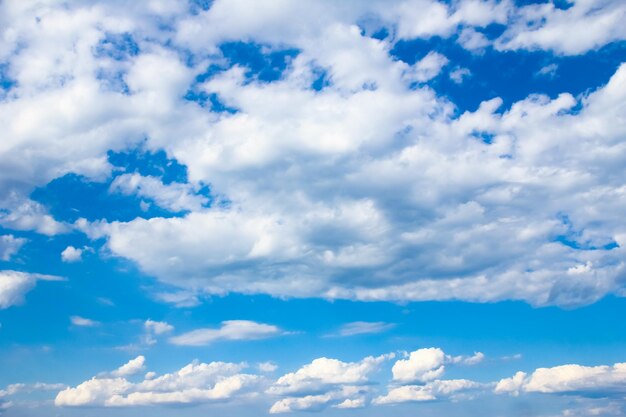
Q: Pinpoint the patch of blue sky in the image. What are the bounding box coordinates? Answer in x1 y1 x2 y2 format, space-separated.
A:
31 149 211 223
186 42 300 108
514 0 574 8
555 213 620 250
30 174 174 222
389 37 626 113
108 148 188 185
0 64 15 97
184 89 238 113
94 33 140 61
188 0 213 14
219 41 300 83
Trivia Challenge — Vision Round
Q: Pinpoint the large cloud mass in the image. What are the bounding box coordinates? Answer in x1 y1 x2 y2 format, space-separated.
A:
1 0 625 307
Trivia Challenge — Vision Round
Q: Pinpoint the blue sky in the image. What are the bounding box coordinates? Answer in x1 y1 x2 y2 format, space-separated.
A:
1 0 626 415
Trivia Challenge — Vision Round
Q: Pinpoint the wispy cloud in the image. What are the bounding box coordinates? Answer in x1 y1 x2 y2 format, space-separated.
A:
169 320 282 346
329 321 396 337
70 316 100 327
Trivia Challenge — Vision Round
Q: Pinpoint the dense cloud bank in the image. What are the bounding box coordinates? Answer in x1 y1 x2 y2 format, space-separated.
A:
1 0 626 309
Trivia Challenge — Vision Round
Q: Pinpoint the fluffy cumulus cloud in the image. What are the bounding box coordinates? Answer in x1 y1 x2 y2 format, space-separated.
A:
142 319 174 345
61 246 83 263
39 349 626 413
496 0 626 55
111 356 146 377
374 379 483 404
0 270 62 309
0 235 26 261
268 354 394 413
0 0 625 311
392 348 446 383
55 356 260 407
373 347 486 405
495 361 626 397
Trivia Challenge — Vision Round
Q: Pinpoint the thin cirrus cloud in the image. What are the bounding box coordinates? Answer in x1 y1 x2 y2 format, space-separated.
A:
168 320 283 346
70 316 100 327
330 321 396 337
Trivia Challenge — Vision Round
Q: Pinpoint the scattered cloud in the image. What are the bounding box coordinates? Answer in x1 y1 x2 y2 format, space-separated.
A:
331 321 396 337
374 379 483 404
70 316 100 327
55 356 259 407
0 382 67 398
111 356 146 378
0 235 26 261
536 63 559 78
449 67 472 84
392 348 446 383
496 361 626 397
405 51 449 83
268 354 394 413
258 362 278 373
496 0 626 55
109 173 208 212
61 246 83 263
169 320 282 346
449 352 486 366
0 271 63 309
142 319 174 345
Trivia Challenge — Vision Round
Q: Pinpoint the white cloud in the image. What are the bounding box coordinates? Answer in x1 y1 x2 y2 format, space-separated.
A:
457 27 490 51
109 173 208 212
268 354 393 413
153 291 201 308
536 63 559 78
258 362 278 373
449 67 472 84
269 354 392 395
0 235 26 261
496 362 626 397
96 52 626 308
495 0 626 55
70 316 100 327
61 246 83 263
376 347 488 406
269 385 370 413
462 352 485 366
333 321 396 337
55 356 259 407
494 370 526 396
374 379 482 404
144 319 173 335
0 270 63 309
0 0 625 312
392 348 446 383
448 351 486 366
0 382 67 398
0 199 68 236
404 51 449 83
142 319 174 345
169 320 281 346
111 356 146 377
